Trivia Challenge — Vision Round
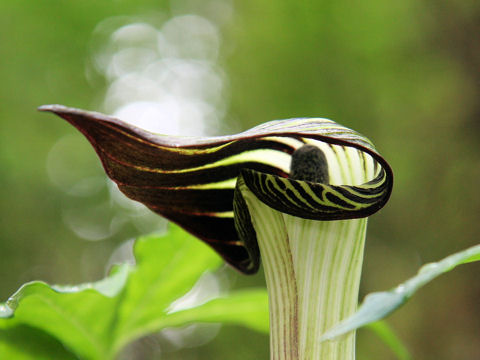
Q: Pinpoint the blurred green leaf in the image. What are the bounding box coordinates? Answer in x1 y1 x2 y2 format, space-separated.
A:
108 225 223 355
155 288 269 334
0 264 131 359
1 263 130 318
366 321 412 360
321 243 480 341
0 225 270 360
0 325 77 360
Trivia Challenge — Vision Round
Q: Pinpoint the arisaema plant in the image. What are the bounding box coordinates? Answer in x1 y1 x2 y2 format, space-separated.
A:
38 105 393 359
1 105 476 359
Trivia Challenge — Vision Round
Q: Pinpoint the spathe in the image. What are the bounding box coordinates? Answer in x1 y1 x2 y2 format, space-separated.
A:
39 105 392 274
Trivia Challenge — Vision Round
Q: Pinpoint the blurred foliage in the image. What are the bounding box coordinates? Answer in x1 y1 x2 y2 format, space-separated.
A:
322 244 480 343
1 0 479 359
0 225 269 359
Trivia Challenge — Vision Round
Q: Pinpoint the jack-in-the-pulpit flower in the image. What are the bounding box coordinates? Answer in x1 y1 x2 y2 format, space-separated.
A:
40 105 393 359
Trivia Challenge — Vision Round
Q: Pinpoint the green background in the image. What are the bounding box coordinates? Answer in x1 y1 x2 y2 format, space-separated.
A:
1 0 479 359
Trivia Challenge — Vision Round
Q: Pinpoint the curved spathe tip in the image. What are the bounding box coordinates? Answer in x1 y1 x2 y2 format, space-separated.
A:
40 105 393 274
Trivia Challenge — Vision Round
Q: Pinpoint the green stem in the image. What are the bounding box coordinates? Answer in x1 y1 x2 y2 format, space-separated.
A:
240 188 299 358
237 141 373 359
241 181 367 359
287 217 366 359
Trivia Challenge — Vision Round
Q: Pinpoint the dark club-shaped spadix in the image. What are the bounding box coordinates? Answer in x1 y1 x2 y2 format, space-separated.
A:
39 105 393 274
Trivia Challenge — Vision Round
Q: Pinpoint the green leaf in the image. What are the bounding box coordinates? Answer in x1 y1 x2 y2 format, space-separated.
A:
320 243 480 341
366 321 412 360
0 225 270 360
0 325 78 359
133 288 270 336
109 225 223 355
0 264 131 359
1 263 130 318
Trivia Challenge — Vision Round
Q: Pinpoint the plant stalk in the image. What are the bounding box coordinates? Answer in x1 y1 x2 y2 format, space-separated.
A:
237 142 374 359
